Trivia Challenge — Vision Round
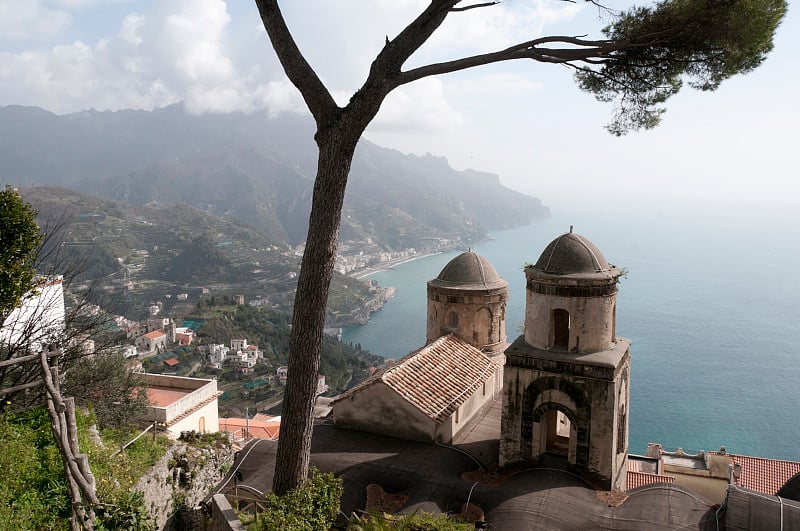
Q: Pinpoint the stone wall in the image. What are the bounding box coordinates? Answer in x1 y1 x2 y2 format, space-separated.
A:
134 438 235 530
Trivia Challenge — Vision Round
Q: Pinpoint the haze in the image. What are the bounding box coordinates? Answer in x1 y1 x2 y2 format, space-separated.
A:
0 0 796 213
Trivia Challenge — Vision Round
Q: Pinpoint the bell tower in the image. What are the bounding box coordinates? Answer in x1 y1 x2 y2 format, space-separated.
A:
427 251 508 363
500 231 630 491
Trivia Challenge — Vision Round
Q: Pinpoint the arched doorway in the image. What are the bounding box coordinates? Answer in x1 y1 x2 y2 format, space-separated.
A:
533 404 578 464
521 377 590 468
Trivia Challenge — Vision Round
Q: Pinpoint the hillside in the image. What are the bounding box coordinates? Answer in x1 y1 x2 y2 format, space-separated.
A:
1 104 549 248
23 187 380 323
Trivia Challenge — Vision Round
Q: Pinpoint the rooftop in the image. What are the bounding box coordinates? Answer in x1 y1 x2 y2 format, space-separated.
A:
711 451 800 496
333 334 499 423
428 251 507 290
210 424 716 531
529 231 621 281
145 385 189 407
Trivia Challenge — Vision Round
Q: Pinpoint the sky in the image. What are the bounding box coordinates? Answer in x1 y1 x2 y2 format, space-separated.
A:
0 0 797 214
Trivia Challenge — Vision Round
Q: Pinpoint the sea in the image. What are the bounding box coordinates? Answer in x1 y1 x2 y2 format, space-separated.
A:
342 203 799 460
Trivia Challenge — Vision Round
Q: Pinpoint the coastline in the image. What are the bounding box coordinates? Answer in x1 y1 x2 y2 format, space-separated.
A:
352 251 445 280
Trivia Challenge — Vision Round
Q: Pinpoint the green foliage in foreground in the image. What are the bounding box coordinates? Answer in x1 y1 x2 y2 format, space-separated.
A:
247 469 343 531
244 470 472 531
0 407 169 530
0 185 42 321
348 512 472 531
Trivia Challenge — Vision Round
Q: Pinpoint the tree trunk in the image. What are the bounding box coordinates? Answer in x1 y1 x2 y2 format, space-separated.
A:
272 126 360 496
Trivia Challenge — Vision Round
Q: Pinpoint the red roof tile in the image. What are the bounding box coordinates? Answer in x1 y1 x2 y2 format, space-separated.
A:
333 334 498 423
626 471 675 490
710 452 800 495
163 358 179 366
219 418 280 440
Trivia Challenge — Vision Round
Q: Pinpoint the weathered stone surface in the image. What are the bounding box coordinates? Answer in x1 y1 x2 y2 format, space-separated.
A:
134 440 235 530
500 232 630 491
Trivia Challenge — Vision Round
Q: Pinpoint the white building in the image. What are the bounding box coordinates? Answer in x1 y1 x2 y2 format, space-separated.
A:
207 343 229 369
0 276 66 351
143 374 221 437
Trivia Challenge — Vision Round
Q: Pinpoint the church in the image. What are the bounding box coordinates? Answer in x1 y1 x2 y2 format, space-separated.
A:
332 229 630 491
216 230 800 530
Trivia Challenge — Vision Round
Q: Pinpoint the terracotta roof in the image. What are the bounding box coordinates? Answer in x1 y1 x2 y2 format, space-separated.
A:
333 334 498 423
219 417 280 440
710 452 800 495
163 358 179 366
626 471 675 490
143 330 166 339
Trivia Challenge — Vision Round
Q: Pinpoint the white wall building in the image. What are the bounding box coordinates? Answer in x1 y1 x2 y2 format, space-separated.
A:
143 374 221 437
0 276 66 351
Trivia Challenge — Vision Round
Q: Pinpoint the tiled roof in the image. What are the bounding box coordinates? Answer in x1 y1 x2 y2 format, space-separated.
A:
219 417 280 441
626 460 674 491
626 471 675 490
163 358 179 366
710 452 800 495
144 330 166 339
333 334 498 423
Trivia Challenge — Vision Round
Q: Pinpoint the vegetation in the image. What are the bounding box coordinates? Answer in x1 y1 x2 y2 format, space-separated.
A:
244 470 472 530
64 352 150 430
247 469 343 531
0 186 42 321
348 512 472 531
0 407 169 530
255 0 788 494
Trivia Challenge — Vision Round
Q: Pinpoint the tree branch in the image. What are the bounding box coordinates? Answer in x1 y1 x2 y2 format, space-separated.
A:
254 0 338 123
450 2 499 12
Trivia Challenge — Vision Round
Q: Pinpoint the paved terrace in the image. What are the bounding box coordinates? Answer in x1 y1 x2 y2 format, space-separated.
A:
211 419 718 530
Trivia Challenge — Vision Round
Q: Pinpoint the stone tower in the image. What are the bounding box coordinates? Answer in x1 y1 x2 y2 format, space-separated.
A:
500 231 630 491
427 251 508 362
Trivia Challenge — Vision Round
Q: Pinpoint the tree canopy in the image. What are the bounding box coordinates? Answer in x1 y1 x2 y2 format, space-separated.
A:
576 0 788 134
255 0 786 495
0 186 42 322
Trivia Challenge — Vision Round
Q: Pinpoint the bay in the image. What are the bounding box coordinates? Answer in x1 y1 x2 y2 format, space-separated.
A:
343 204 799 460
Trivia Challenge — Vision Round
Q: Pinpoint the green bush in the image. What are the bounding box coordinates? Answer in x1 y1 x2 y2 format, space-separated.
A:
347 512 473 531
248 470 343 531
0 407 168 530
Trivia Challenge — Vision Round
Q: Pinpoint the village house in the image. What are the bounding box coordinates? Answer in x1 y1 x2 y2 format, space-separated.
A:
136 330 167 353
276 366 288 384
142 374 221 438
206 343 229 369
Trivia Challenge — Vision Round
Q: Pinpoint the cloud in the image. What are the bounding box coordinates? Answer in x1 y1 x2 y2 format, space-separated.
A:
0 1 580 117
449 73 543 96
369 78 465 135
0 0 288 115
0 0 71 42
413 0 586 64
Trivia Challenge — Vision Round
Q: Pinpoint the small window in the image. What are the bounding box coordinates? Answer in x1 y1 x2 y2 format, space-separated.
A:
449 312 459 328
553 309 570 349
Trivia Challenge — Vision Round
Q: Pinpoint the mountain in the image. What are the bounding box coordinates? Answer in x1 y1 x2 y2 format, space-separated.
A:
1 104 549 248
22 187 380 323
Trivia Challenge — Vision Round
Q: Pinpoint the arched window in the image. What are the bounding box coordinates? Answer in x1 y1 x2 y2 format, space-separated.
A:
616 406 627 454
448 311 459 328
475 307 493 345
553 309 570 349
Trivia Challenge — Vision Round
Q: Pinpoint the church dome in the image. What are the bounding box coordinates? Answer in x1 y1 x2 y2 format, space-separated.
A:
431 251 506 289
532 232 612 276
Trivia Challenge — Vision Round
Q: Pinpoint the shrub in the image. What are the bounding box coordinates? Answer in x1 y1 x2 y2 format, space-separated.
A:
248 469 343 531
